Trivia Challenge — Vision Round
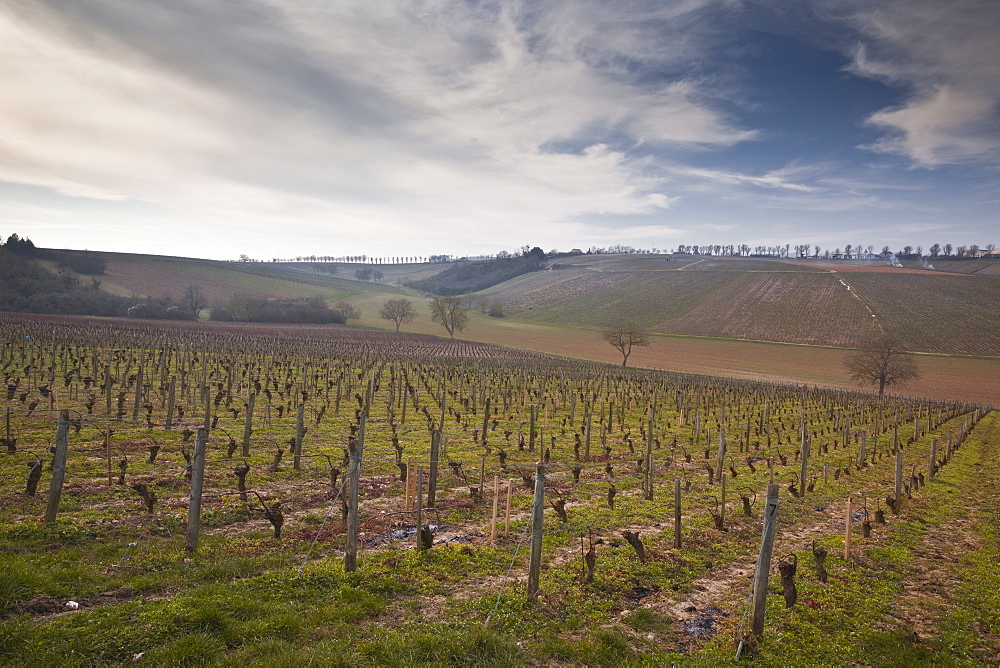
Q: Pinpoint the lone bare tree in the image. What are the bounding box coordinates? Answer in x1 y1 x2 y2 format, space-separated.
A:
379 298 416 332
429 295 468 338
602 321 651 367
334 302 361 322
844 333 920 396
182 285 208 317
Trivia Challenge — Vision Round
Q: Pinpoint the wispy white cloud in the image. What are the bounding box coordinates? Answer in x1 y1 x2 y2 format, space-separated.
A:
843 0 1000 167
0 0 758 257
676 165 821 192
0 0 996 259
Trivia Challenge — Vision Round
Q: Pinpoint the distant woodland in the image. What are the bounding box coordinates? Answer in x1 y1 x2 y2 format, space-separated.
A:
0 235 344 324
0 234 131 317
406 247 548 295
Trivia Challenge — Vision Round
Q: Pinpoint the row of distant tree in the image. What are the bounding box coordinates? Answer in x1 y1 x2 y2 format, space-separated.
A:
253 240 997 267
674 242 997 259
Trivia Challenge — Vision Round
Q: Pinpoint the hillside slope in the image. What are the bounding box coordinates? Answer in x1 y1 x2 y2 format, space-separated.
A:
482 255 1000 356
39 250 1000 357
70 252 407 305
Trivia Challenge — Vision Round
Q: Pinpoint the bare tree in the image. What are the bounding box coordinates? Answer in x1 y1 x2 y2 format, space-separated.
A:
334 302 361 322
844 333 920 397
182 285 208 317
379 298 416 332
429 295 468 338
602 321 651 367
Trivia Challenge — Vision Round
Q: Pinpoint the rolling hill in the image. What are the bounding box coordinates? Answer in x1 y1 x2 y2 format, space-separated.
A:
32 249 1000 358
480 255 1000 357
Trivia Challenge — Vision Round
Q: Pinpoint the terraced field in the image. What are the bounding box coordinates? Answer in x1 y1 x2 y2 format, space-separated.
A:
44 250 1000 358
668 271 873 346
99 255 367 304
487 268 739 330
483 256 998 357
841 272 1000 356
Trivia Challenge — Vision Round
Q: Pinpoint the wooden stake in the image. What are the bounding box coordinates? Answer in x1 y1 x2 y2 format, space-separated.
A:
165 376 176 430
505 478 514 534
293 403 304 470
844 497 853 561
415 464 424 551
894 449 903 501
344 414 365 571
45 410 70 523
527 463 545 600
185 428 207 553
673 478 682 549
105 427 113 488
750 484 780 640
490 475 500 544
799 434 809 497
427 430 440 508
242 392 255 457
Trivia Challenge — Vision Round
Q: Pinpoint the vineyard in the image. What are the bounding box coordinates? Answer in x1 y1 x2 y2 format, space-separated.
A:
836 272 1000 356
485 255 1000 356
1 313 996 665
98 255 368 305
42 250 1000 358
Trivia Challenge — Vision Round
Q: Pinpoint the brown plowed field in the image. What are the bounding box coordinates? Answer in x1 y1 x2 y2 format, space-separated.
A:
416 316 1000 406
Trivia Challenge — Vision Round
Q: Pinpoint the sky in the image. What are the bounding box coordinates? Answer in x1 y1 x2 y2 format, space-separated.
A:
1 0 998 261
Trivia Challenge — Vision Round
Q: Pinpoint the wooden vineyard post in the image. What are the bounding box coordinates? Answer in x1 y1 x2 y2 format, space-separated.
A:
242 392 255 457
405 457 418 511
132 362 142 422
673 478 682 549
749 484 780 641
185 428 207 553
165 376 176 430
844 497 853 561
716 427 726 484
344 415 365 571
415 464 425 551
479 456 486 496
490 475 500 544
293 403 304 471
527 463 545 600
505 478 514 534
104 361 112 419
928 439 937 479
894 449 903 502
799 434 809 498
105 427 113 488
529 405 537 452
481 397 490 447
645 402 655 500
45 410 70 523
203 388 211 431
858 432 867 467
427 430 441 508
4 406 10 440
720 472 726 528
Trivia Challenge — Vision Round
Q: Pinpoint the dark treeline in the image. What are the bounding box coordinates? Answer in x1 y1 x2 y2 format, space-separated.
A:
0 234 342 324
209 296 346 324
405 247 548 295
0 236 127 317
